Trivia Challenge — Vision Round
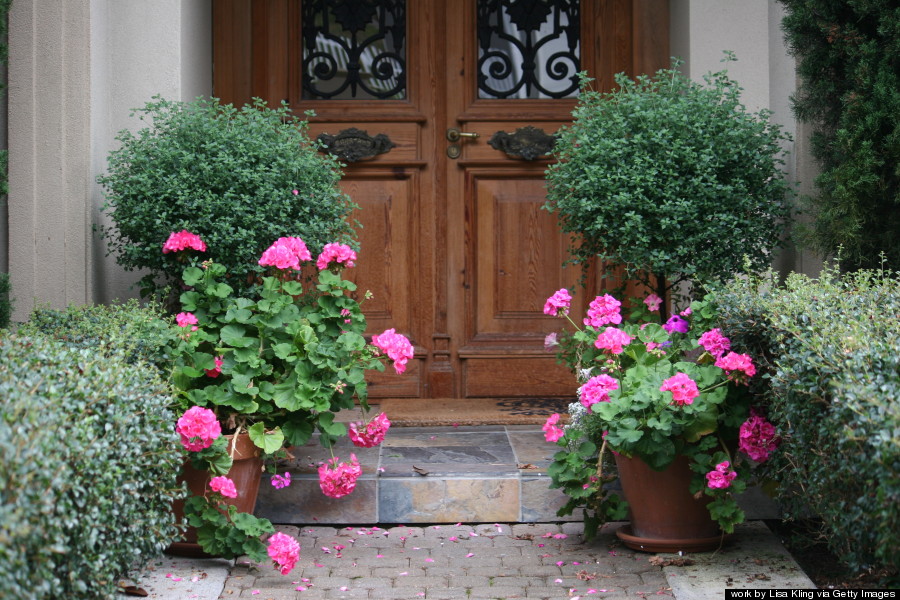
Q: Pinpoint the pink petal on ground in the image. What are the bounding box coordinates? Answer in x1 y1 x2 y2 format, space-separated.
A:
555 579 563 583
556 561 565 566
425 558 434 562
466 553 474 558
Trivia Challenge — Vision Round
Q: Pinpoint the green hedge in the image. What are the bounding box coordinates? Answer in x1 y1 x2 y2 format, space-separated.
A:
0 273 10 329
0 334 184 599
18 299 178 375
712 267 899 581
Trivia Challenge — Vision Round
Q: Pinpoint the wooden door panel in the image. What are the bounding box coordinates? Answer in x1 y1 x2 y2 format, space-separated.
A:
336 171 425 399
469 174 580 339
463 357 576 398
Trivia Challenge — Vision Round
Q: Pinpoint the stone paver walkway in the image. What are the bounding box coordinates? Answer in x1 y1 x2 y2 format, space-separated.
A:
219 522 673 600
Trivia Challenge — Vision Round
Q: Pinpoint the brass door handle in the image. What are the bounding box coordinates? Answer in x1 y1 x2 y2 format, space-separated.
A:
446 128 479 142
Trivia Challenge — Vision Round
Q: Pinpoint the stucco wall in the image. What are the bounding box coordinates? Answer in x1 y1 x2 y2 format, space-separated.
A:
7 0 210 322
670 0 820 276
90 0 212 306
8 0 92 322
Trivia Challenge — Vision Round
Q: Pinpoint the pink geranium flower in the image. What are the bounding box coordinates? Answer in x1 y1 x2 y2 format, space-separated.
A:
162 230 206 254
267 531 301 575
738 415 779 462
316 243 357 270
644 293 662 312
319 454 362 498
583 294 622 327
579 374 619 409
659 372 700 406
705 461 737 489
205 355 224 378
594 327 633 354
258 236 311 270
698 328 730 358
371 329 414 374
543 413 565 442
175 312 199 331
209 476 238 498
349 412 391 448
176 406 221 451
543 289 572 317
715 352 756 384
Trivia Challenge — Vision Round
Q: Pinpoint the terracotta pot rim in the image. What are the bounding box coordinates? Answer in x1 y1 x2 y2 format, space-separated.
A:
615 524 730 553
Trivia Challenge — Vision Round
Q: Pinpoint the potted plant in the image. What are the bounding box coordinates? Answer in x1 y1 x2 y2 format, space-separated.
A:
543 56 794 318
164 230 412 573
542 289 779 552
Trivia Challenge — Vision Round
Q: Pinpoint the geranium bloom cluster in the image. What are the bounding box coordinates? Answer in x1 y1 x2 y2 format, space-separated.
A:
258 236 312 271
371 329 414 374
659 372 700 406
318 454 362 498
163 229 207 254
583 294 622 327
705 461 737 489
349 412 391 448
176 311 199 331
209 476 238 498
543 288 572 317
715 351 756 384
542 413 565 442
316 242 357 270
738 414 779 462
594 326 632 354
698 328 730 358
267 531 301 575
176 406 221 451
579 374 619 408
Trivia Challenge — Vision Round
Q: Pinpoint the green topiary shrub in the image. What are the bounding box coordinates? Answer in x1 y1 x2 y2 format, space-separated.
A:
18 299 178 375
711 266 899 582
97 96 357 301
0 334 184 599
779 1 900 271
544 57 794 313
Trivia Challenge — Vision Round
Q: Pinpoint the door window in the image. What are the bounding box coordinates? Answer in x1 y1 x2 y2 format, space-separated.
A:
476 0 581 99
301 0 407 100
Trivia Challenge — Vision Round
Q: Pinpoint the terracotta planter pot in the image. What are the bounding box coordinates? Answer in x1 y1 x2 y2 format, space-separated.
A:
166 433 263 557
613 453 725 553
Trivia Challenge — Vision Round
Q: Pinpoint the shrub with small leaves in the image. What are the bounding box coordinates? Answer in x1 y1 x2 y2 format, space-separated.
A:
18 299 179 376
97 96 356 301
0 334 184 600
545 57 794 304
711 266 899 583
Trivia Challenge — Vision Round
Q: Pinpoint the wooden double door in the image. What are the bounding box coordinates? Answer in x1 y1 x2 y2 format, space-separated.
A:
214 0 667 400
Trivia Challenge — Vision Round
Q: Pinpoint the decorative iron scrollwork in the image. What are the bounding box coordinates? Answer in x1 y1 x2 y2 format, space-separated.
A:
477 0 580 99
302 0 407 100
488 126 557 160
317 128 396 163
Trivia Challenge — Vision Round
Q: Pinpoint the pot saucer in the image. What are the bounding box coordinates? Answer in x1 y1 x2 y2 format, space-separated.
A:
615 524 729 553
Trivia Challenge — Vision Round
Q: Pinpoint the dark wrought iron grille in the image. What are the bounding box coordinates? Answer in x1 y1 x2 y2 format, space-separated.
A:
477 0 581 99
301 0 407 100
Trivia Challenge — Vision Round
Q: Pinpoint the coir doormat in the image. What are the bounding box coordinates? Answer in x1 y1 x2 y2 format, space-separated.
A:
374 397 574 427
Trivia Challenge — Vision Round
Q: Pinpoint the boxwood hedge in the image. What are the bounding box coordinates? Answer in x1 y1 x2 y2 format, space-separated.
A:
0 334 184 599
711 267 899 581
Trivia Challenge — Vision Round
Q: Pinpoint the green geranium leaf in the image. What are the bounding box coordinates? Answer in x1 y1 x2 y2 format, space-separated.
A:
248 422 285 455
